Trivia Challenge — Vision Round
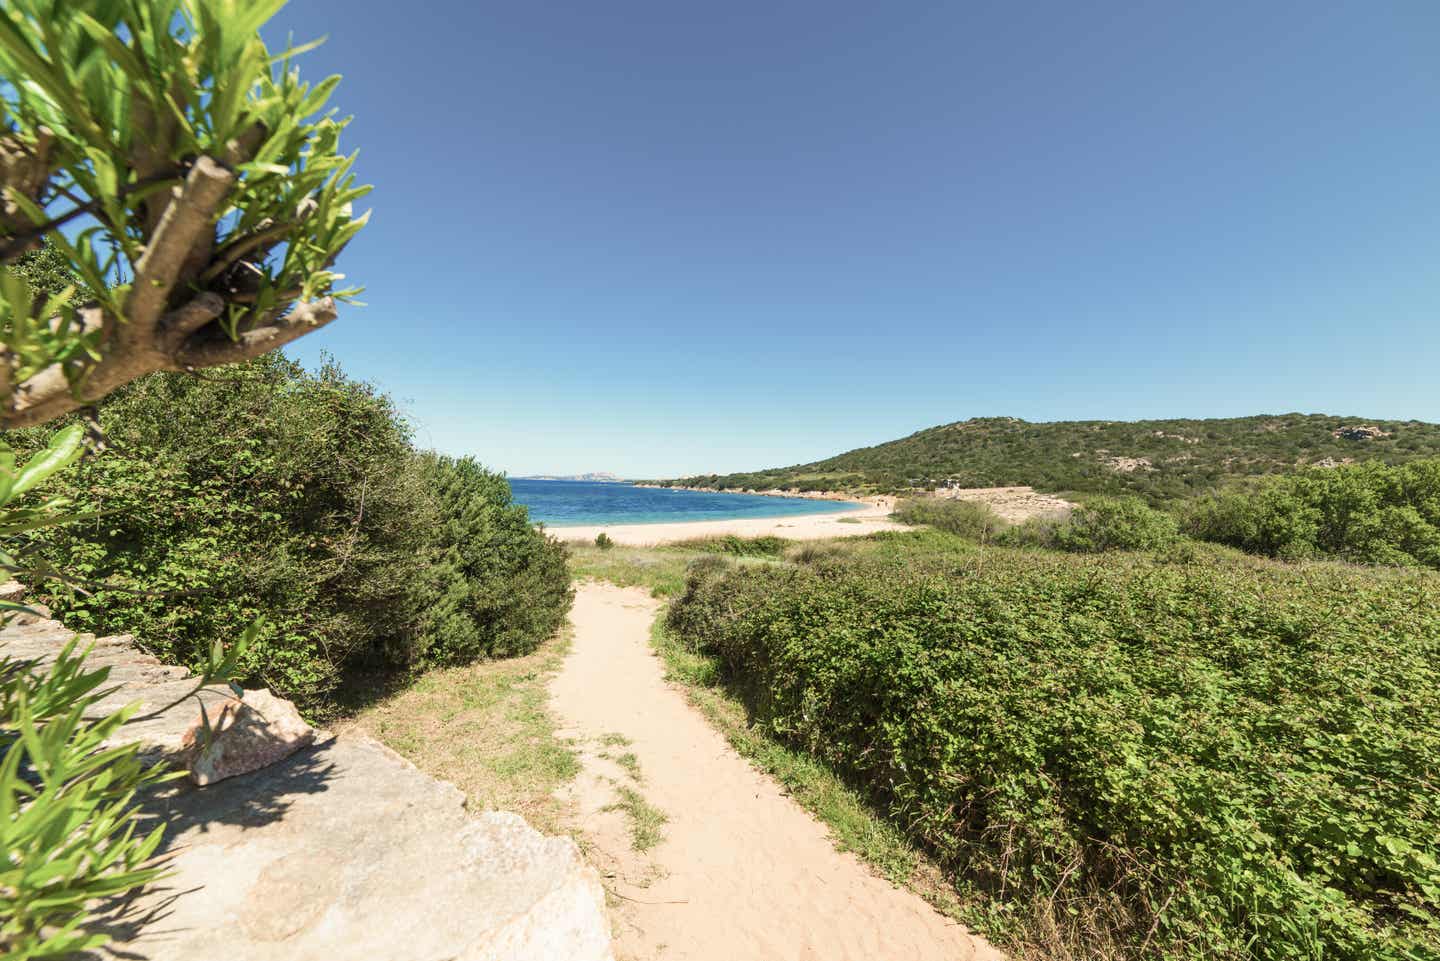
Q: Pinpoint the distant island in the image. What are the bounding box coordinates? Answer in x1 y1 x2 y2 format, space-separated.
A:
517 472 629 483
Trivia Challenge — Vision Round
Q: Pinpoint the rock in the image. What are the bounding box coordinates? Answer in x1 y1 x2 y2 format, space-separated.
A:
7 599 617 960
1332 424 1388 441
9 602 52 625
95 735 615 961
1101 454 1153 473
0 580 24 603
183 688 317 786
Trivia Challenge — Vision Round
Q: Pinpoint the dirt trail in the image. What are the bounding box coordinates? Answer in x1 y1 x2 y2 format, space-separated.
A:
549 581 1001 961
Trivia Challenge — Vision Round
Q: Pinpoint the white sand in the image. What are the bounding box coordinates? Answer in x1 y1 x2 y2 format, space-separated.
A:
550 582 1001 961
548 497 906 547
931 485 1075 523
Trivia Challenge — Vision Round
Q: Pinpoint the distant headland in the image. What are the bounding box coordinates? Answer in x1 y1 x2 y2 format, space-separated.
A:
516 472 628 483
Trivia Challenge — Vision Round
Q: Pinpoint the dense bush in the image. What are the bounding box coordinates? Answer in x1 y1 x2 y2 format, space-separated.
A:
1050 496 1180 553
1185 459 1440 567
414 453 571 665
891 497 1005 541
14 357 570 711
666 550 1440 959
675 534 788 557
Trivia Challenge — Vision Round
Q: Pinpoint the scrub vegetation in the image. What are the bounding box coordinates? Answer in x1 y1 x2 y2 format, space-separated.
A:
661 414 1440 501
662 534 1440 960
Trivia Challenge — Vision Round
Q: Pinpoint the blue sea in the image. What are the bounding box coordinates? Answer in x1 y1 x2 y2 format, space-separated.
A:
508 478 862 527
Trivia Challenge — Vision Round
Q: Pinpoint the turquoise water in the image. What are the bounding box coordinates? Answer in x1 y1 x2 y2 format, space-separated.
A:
508 478 861 527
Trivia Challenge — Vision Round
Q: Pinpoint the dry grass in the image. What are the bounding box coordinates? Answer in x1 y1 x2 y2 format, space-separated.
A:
335 632 579 834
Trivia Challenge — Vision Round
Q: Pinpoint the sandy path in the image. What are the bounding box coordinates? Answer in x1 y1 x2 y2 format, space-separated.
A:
550 498 906 547
549 582 1001 961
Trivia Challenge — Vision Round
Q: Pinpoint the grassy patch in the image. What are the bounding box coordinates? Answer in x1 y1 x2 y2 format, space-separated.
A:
336 632 578 834
567 543 698 597
605 784 668 852
613 751 642 782
567 542 782 597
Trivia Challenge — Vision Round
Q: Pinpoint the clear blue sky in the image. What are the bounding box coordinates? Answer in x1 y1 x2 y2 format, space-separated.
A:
268 1 1439 478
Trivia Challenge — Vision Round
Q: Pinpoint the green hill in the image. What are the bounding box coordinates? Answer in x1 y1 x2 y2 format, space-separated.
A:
662 414 1440 500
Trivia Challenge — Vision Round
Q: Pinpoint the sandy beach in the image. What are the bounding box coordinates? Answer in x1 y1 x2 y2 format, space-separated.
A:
548 496 906 546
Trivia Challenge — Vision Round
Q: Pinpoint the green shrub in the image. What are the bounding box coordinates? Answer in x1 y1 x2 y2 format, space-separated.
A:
15 358 572 711
595 532 616 550
665 550 1440 959
991 514 1063 549
1185 459 1440 568
891 497 1005 541
1050 495 1180 552
413 454 571 665
675 534 788 557
14 357 426 709
785 541 852 565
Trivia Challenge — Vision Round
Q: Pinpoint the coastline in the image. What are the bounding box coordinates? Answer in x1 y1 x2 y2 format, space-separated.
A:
546 495 905 547
632 483 865 503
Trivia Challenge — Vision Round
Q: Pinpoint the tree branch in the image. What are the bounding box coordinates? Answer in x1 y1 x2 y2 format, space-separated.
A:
157 293 226 353
174 298 337 369
199 220 292 284
0 127 55 258
122 157 234 347
0 173 184 264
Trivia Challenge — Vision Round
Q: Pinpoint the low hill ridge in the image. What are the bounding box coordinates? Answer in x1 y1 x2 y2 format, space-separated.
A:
661 413 1440 500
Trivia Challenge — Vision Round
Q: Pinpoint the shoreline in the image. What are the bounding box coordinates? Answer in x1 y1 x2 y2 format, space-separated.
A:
545 495 904 547
632 483 864 503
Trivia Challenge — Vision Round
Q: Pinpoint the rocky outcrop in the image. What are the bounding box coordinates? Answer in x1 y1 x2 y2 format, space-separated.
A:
1333 424 1389 441
2 585 614 961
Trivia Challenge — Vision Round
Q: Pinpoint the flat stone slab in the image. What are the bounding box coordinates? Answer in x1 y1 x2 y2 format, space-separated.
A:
4 593 614 961
89 735 613 961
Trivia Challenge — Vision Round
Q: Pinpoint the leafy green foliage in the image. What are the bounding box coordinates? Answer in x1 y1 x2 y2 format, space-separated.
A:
0 0 369 404
1048 496 1180 553
1 639 171 959
674 534 788 557
413 453 572 665
594 532 615 550
1185 458 1440 567
12 356 424 709
8 239 93 303
891 498 1004 541
13 358 571 713
0 424 84 603
665 547 1440 959
661 415 1440 501
1 427 251 960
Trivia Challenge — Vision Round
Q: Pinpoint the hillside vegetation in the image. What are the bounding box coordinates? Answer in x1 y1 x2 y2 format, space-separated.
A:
662 414 1440 501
